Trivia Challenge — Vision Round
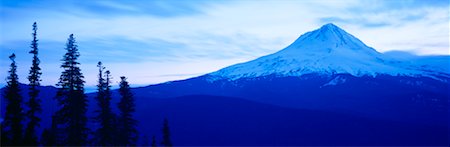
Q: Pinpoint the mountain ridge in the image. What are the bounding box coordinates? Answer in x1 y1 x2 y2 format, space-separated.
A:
208 23 448 80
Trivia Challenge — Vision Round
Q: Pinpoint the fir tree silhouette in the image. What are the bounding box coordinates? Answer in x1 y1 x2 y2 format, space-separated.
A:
117 76 138 146
161 118 173 147
24 22 42 146
54 34 89 145
93 62 116 146
1 53 24 146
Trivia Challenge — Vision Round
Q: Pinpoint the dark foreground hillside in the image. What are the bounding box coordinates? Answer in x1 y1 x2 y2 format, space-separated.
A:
2 85 448 146
135 95 447 146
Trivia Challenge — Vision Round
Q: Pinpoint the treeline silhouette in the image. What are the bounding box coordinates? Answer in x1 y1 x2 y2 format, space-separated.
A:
1 22 173 146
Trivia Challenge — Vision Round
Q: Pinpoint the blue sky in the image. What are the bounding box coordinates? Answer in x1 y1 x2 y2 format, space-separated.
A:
0 0 449 88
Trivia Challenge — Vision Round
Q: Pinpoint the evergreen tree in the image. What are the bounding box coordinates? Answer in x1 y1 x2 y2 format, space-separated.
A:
54 34 89 145
1 53 24 146
93 62 116 146
161 118 172 147
117 76 138 146
24 22 42 146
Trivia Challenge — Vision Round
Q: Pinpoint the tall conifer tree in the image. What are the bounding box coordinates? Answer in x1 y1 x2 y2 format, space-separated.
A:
24 22 42 146
1 53 24 146
161 118 173 147
94 62 116 146
117 76 138 146
54 34 89 145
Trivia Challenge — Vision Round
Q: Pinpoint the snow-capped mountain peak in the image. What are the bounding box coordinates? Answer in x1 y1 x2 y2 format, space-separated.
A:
208 23 448 80
284 23 375 53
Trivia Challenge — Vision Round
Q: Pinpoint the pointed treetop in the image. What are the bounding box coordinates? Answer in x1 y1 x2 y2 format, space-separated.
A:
33 22 37 29
97 61 105 70
9 53 16 60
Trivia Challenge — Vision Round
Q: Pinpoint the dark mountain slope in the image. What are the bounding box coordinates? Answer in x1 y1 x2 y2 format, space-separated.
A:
135 95 447 146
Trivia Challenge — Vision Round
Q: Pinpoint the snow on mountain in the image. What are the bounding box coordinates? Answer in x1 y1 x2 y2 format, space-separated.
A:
208 23 448 80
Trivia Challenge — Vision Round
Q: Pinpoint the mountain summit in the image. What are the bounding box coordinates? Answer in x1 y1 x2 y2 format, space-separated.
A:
209 23 446 80
282 23 378 54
